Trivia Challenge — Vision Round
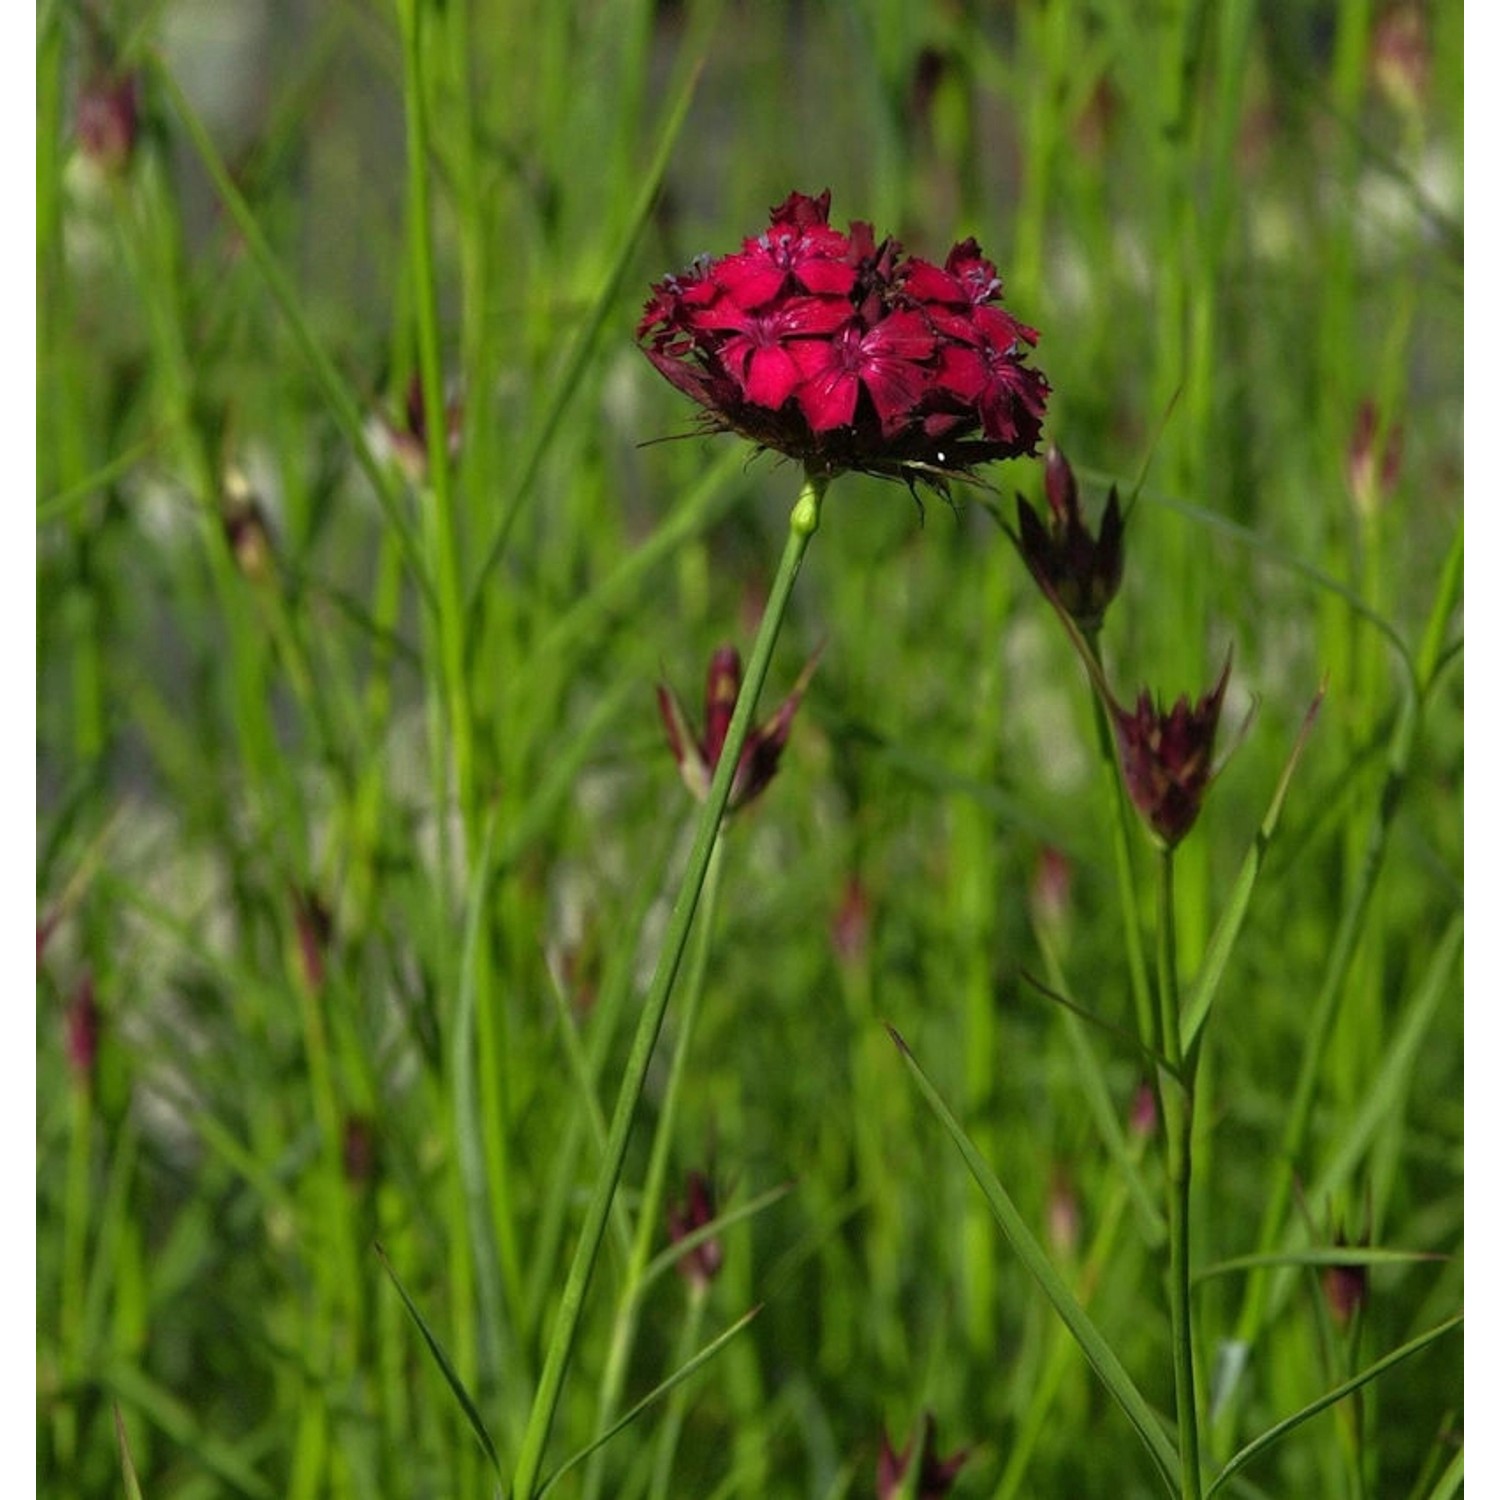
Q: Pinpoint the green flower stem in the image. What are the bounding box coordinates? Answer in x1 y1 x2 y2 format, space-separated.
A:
397 0 477 838
647 1284 709 1500
1156 845 1202 1500
1082 627 1157 1054
509 473 827 1500
583 835 725 1500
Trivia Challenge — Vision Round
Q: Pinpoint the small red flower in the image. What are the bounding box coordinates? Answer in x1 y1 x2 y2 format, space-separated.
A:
1111 658 1232 848
657 644 817 812
639 190 1049 492
877 1414 969 1500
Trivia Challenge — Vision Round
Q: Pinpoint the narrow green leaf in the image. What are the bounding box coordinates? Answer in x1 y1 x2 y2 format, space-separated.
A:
468 57 706 612
375 1243 506 1482
1308 914 1463 1211
114 1402 146 1500
1207 1314 1461 1496
101 1361 275 1499
453 809 514 1399
1195 1246 1447 1284
1182 684 1324 1051
536 1304 761 1497
1427 1445 1463 1500
890 1026 1179 1492
38 433 165 527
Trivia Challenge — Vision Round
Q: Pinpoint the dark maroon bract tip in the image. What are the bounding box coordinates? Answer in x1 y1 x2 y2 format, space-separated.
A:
638 191 1049 493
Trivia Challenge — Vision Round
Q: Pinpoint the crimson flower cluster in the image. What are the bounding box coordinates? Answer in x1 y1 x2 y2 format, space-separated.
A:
638 190 1049 487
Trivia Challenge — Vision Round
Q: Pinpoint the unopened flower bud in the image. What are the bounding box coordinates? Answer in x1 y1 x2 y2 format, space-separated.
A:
657 645 817 813
1046 1169 1081 1258
1016 446 1124 634
342 1114 378 1187
66 972 101 1082
223 471 274 582
293 889 332 994
1347 399 1403 521
877 1413 968 1500
667 1171 724 1292
1371 4 1430 119
1028 846 1073 943
1111 658 1232 848
382 373 464 484
1322 1228 1370 1327
1129 1081 1159 1139
76 71 140 175
831 877 872 966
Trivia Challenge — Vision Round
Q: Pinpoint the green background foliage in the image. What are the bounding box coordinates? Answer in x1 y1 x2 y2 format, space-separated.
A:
38 1 1461 1496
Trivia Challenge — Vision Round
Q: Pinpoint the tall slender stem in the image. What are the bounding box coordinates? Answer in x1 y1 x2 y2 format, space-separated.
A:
1156 846 1201 1500
1082 625 1157 1054
509 473 827 1500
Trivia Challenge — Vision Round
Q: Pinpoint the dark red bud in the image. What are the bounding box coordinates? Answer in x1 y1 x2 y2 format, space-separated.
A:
877 1413 968 1500
668 1171 724 1291
66 973 101 1081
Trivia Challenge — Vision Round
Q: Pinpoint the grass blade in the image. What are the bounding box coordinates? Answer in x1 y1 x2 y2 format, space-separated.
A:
375 1243 506 1483
114 1402 145 1500
889 1025 1179 1492
1182 684 1324 1052
1206 1314 1462 1497
1195 1246 1446 1284
536 1304 762 1497
467 57 706 613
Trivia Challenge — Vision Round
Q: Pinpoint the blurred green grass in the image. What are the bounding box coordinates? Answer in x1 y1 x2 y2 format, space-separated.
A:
39 1 1461 1496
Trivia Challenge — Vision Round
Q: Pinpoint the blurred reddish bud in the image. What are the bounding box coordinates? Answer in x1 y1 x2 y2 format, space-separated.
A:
294 889 333 994
76 71 140 174
342 1114 378 1187
1073 74 1121 158
831 877 872 966
1371 4 1430 117
1047 1169 1081 1258
66 972 102 1082
1129 1081 1159 1139
1347 399 1403 520
877 1413 968 1500
1322 1226 1370 1327
1029 846 1073 940
384 373 463 484
223 489 274 582
667 1171 724 1292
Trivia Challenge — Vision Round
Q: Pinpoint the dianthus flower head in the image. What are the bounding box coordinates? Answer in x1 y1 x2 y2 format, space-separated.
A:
638 190 1049 493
